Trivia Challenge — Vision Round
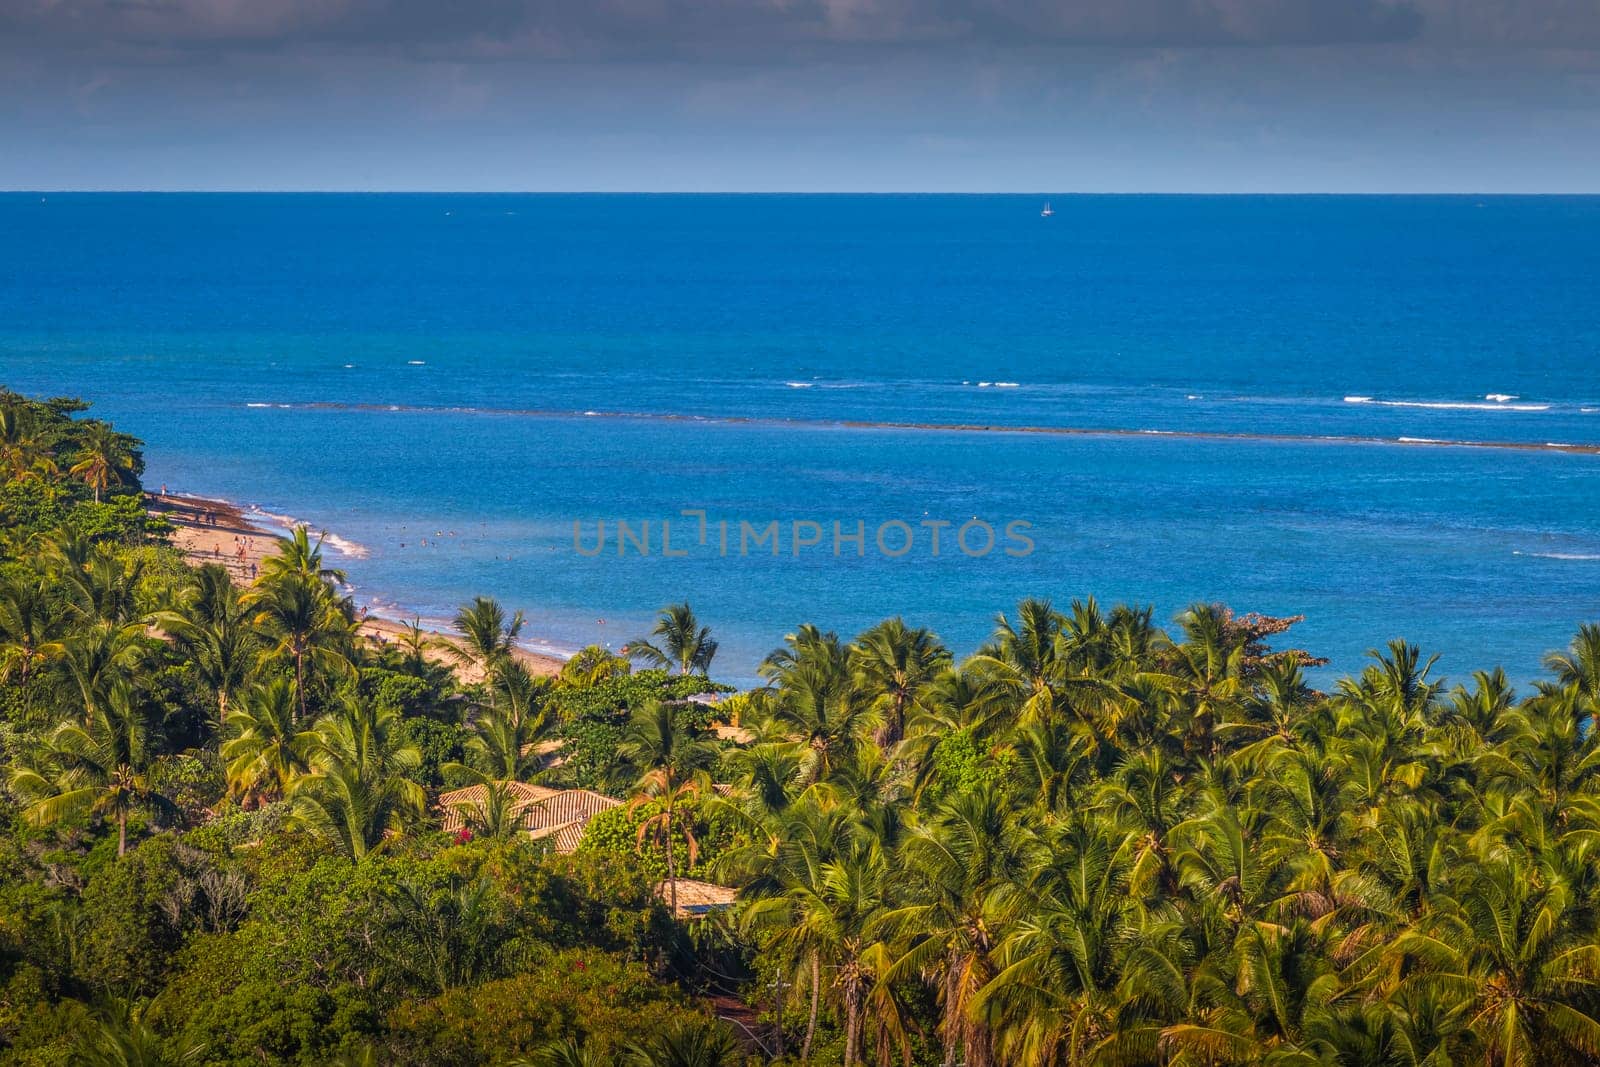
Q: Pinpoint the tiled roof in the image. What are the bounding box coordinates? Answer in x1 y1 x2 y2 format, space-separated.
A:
655 878 739 919
437 783 620 842
438 781 559 833
528 819 588 854
521 789 620 831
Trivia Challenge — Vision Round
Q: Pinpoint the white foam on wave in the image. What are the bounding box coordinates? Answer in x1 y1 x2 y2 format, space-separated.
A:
785 381 814 389
1345 395 1550 413
246 402 271 408
977 381 993 388
248 507 299 531
322 532 371 560
407 360 426 366
1186 394 1203 400
1514 550 1600 561
246 508 370 559
1398 436 1444 443
993 381 1020 388
1485 393 1519 403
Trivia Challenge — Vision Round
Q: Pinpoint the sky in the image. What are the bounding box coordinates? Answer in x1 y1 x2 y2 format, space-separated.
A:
1 0 1598 192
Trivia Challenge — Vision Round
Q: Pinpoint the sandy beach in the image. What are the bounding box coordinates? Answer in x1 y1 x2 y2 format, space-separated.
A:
149 492 564 680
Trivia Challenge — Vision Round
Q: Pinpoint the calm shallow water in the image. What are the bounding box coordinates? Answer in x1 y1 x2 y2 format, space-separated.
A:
3 193 1598 686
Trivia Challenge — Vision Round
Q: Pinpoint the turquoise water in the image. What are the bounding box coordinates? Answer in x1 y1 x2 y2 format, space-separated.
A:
2 193 1598 685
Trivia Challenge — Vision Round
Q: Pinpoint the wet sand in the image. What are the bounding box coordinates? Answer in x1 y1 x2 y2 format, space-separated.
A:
149 493 564 680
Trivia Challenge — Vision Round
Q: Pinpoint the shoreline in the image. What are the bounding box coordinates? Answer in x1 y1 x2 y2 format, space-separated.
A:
148 492 566 680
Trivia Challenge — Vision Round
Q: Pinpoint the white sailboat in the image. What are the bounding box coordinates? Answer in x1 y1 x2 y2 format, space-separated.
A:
1041 201 1054 217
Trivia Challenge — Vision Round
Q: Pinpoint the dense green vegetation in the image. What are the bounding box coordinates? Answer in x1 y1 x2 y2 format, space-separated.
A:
5 389 1600 1065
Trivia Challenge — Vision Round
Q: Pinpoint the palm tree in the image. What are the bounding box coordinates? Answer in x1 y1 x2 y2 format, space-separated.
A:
560 643 632 688
10 681 174 855
221 678 315 804
516 1038 610 1067
1546 622 1600 716
67 422 133 504
60 545 147 626
879 786 1023 1067
453 691 547 782
979 819 1139 1067
619 701 718 917
0 403 60 483
851 617 951 749
451 778 529 838
258 525 347 587
628 602 718 676
900 670 1016 794
445 595 525 689
288 697 425 862
801 847 890 1066
622 1019 743 1067
1095 746 1189 899
59 621 145 725
761 627 873 788
741 811 887 1066
380 874 503 994
0 571 68 708
494 659 547 728
1158 919 1340 1065
391 616 435 678
968 599 1069 727
70 997 207 1066
245 570 352 722
1387 853 1600 1064
158 564 257 722
1160 603 1250 758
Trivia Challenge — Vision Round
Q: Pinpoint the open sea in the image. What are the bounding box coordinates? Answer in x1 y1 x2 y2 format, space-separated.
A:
2 193 1598 687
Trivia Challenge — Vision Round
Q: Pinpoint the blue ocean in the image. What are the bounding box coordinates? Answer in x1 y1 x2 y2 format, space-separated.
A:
2 193 1598 686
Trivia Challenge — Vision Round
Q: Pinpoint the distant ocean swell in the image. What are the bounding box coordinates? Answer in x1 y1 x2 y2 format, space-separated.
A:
240 401 1600 456
1343 395 1553 413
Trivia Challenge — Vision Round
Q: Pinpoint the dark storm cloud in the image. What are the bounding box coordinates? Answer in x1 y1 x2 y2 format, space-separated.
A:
0 0 1436 63
10 1 1600 68
4 1 1599 191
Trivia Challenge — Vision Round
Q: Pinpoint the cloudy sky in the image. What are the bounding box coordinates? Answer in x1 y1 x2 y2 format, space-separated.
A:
2 0 1597 191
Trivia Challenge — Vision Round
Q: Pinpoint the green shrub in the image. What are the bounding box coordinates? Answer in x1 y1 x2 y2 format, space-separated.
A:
576 799 732 883
383 949 704 1067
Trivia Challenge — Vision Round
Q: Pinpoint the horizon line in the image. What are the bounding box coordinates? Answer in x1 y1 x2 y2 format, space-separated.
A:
7 188 1600 197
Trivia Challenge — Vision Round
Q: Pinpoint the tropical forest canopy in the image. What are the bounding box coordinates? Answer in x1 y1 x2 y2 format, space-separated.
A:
2 387 1600 1066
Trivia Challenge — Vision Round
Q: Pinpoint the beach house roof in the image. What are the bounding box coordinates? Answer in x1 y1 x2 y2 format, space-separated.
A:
436 782 621 852
521 788 620 833
528 820 588 854
438 781 559 833
656 878 739 919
